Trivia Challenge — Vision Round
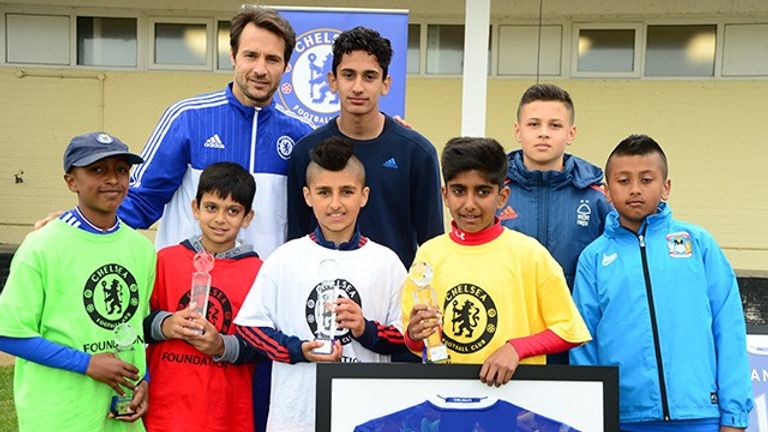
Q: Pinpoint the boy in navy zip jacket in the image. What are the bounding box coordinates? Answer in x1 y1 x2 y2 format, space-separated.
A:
499 84 611 364
501 84 612 289
570 134 752 432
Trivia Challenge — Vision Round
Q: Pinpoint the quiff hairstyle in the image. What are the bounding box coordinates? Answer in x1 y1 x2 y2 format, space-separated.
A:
230 5 296 63
516 83 575 123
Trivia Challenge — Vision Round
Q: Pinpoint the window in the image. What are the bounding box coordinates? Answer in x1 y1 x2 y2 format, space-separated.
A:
6 14 69 64
645 25 715 77
407 24 420 74
497 25 562 76
722 23 768 76
426 24 464 74
77 17 137 67
151 20 209 68
577 29 635 72
217 20 232 70
425 24 491 75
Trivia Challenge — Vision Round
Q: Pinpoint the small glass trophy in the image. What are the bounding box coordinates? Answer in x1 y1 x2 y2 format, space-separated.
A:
312 258 339 355
190 250 215 334
109 323 137 417
409 261 450 364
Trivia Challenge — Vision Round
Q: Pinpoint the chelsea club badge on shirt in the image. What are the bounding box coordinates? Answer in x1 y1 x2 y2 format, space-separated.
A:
666 231 693 258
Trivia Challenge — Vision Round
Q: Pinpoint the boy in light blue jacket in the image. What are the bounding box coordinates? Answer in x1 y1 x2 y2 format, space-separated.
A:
570 134 752 432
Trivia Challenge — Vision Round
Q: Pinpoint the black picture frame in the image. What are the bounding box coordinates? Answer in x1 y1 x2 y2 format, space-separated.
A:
316 363 619 432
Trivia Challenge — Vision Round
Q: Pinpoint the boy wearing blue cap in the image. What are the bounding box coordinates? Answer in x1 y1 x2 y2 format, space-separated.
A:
0 132 156 431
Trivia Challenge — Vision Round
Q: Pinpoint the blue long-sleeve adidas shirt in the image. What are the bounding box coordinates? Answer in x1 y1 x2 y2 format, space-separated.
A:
286 115 444 268
499 150 612 290
119 83 314 258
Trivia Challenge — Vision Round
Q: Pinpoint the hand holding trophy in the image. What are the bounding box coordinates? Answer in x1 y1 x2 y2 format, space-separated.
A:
408 261 449 364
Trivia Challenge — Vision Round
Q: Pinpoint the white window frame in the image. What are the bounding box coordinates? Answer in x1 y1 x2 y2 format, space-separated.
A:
5 12 71 66
720 22 768 77
215 17 234 73
0 4 142 70
495 22 565 78
73 11 141 70
570 22 643 79
642 20 719 80
148 16 213 71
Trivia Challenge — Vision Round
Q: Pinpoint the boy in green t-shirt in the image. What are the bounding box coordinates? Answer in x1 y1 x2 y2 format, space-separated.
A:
0 132 156 431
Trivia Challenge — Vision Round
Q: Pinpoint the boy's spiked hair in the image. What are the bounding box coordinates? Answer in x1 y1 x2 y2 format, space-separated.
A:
606 134 669 180
306 136 366 184
441 137 508 188
517 83 575 123
331 26 393 78
195 162 256 213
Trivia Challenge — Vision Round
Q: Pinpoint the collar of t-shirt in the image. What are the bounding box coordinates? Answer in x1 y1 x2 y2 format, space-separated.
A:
183 236 256 260
309 226 368 251
448 218 504 246
58 207 120 235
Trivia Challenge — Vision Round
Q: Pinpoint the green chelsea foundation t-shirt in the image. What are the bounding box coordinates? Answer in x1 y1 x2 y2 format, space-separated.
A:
0 220 155 432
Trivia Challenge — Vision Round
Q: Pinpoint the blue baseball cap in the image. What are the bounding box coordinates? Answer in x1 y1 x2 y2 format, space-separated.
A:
63 132 143 172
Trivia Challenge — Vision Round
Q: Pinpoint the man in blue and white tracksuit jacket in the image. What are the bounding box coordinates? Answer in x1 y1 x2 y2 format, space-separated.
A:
499 150 613 291
119 83 313 258
571 203 753 430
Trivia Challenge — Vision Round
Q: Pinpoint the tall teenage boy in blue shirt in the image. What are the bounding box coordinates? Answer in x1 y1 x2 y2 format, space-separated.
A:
287 26 443 270
499 83 612 364
570 134 752 432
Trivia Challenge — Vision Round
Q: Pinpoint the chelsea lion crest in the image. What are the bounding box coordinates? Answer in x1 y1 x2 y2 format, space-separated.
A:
277 28 341 127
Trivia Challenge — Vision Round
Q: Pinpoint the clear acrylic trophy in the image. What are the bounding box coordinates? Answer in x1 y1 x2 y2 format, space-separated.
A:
190 250 215 334
409 261 450 363
312 258 340 355
109 323 137 416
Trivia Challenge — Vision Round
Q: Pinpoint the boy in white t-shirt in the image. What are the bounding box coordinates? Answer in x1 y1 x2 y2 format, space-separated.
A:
234 136 407 432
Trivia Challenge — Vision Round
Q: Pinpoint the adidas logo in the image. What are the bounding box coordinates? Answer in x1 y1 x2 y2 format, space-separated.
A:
601 253 617 267
203 134 225 149
498 206 518 221
382 158 398 169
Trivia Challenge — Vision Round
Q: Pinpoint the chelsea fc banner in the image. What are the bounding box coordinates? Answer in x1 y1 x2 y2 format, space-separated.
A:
276 7 409 127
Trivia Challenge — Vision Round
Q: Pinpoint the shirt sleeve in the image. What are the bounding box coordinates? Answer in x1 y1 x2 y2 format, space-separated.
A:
119 108 191 229
507 329 580 360
409 137 444 246
0 336 90 374
595 191 614 235
400 248 429 357
354 257 408 355
700 231 753 427
536 246 592 344
569 249 601 365
235 325 305 364
0 243 46 339
233 257 306 364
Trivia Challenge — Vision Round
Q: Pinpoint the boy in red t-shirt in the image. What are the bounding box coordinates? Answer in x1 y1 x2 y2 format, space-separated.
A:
143 162 263 431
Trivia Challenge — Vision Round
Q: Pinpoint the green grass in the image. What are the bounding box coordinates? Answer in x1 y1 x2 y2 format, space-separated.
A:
0 365 17 432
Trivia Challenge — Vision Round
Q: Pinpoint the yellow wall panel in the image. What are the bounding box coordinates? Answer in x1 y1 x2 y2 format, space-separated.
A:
1 67 766 271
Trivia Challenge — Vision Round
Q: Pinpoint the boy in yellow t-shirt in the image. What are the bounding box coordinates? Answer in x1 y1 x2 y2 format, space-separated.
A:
402 137 590 386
